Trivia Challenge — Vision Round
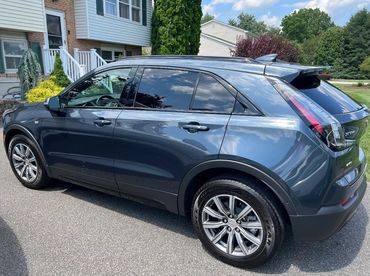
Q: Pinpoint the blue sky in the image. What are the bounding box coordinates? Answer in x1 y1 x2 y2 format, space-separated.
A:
202 0 370 27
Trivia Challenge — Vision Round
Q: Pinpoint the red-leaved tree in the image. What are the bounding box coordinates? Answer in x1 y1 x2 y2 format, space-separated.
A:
232 36 299 62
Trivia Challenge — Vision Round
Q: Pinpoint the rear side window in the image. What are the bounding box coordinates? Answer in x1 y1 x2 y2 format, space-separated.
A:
135 68 197 110
191 74 235 113
293 77 362 114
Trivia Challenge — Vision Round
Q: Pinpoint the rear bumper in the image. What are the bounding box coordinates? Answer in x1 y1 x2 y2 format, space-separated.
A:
290 172 367 241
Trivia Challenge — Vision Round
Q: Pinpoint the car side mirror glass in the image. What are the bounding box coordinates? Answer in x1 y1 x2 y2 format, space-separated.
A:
44 96 61 112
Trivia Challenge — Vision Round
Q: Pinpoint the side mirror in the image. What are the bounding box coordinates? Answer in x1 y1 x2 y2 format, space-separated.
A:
44 96 62 112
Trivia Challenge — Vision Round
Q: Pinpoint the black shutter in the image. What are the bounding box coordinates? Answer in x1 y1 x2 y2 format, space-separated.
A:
96 0 104 16
95 48 102 56
142 0 147 26
30 42 44 74
0 40 5 73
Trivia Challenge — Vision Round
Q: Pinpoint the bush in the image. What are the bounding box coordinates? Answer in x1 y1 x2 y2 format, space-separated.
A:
233 35 299 62
26 77 64 103
17 48 42 99
360 56 370 77
51 53 71 87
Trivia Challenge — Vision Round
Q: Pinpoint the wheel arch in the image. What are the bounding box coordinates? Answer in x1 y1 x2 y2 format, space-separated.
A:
178 159 297 219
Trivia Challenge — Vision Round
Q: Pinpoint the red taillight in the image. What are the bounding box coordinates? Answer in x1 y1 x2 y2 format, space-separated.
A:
286 94 324 135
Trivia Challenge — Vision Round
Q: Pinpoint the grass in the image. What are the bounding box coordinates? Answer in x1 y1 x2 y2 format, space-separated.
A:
334 83 370 178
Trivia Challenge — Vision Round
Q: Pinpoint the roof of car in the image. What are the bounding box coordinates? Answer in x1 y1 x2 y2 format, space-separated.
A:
103 55 329 82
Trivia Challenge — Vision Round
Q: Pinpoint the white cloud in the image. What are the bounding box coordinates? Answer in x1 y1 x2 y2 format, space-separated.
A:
260 12 281 27
203 0 278 14
288 0 370 13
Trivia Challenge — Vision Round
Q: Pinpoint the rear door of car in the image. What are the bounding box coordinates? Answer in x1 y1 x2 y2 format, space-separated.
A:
113 67 236 212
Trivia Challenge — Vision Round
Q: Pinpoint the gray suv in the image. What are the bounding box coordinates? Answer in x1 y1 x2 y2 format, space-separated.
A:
2 55 368 267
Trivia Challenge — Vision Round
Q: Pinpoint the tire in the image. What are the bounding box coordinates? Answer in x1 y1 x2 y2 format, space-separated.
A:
8 134 51 189
192 178 284 268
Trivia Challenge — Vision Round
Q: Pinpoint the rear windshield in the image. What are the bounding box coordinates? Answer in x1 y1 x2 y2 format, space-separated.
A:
291 76 363 115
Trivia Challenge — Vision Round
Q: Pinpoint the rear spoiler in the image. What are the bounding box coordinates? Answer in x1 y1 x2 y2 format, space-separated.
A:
255 54 331 83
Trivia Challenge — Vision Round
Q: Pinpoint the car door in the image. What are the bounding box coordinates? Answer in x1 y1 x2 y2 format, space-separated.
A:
113 67 237 212
41 67 134 192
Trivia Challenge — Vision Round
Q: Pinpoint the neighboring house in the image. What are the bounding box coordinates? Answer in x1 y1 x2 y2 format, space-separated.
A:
199 20 257 57
0 0 152 95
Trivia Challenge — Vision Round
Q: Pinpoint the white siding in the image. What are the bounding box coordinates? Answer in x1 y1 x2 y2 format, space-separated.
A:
75 0 89 38
0 0 45 32
75 0 152 47
202 21 245 45
198 35 235 57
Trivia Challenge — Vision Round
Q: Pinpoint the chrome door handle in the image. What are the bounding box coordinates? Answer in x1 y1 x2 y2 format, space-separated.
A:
94 119 111 127
182 124 209 132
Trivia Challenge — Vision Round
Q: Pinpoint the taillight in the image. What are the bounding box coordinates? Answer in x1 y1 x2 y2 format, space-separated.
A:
269 78 347 151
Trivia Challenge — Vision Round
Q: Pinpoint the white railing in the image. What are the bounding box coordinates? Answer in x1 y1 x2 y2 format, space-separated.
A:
74 48 107 73
43 47 107 82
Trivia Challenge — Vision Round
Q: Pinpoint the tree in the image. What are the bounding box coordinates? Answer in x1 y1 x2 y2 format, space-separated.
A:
299 37 319 65
315 27 344 66
233 36 299 62
281 8 334 43
51 53 70 87
201 13 214 24
229 13 269 35
17 48 42 99
340 9 370 79
151 0 202 55
359 56 370 77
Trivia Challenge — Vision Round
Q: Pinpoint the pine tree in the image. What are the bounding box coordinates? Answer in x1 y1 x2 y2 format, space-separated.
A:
151 0 202 55
17 48 42 99
340 9 370 79
51 53 71 87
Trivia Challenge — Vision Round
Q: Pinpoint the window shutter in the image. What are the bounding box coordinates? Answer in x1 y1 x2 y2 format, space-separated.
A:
0 40 5 73
96 0 104 16
30 42 44 74
95 48 102 56
142 0 147 26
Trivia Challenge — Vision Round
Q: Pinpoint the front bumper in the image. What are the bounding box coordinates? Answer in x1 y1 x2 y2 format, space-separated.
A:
290 171 367 241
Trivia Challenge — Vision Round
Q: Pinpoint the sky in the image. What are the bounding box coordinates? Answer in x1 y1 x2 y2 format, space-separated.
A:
202 0 370 27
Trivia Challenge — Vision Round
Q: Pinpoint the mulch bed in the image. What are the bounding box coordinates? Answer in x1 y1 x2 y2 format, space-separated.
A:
0 100 23 118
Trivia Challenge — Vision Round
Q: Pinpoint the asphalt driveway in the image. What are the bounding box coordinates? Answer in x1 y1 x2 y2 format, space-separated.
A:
0 132 369 275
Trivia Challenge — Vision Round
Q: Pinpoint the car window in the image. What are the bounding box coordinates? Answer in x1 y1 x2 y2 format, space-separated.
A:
134 68 198 110
191 73 235 113
64 68 132 108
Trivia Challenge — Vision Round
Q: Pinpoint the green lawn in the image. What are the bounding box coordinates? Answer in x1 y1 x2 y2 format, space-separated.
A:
334 83 370 178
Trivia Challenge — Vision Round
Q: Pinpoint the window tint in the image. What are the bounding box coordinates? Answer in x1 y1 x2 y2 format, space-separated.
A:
64 68 132 108
135 68 198 110
191 74 235 113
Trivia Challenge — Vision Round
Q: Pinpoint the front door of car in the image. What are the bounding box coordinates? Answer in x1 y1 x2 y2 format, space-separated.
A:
42 67 133 192
114 68 237 211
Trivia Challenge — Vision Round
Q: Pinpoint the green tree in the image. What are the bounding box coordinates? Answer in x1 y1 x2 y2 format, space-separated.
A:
201 13 214 24
281 8 334 43
298 37 319 65
360 56 370 77
229 13 268 35
51 53 71 87
151 0 202 55
17 48 42 99
340 9 370 79
315 27 344 66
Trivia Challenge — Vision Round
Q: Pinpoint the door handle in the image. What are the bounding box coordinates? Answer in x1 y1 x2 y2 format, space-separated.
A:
94 118 111 127
182 123 209 132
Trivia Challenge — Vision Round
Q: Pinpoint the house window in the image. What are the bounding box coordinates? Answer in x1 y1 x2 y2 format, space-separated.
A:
131 0 141 22
101 50 124 62
119 0 130 19
105 0 117 16
105 0 141 23
2 40 27 70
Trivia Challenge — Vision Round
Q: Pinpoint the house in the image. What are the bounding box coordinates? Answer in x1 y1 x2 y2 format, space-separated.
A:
199 20 257 57
0 0 152 95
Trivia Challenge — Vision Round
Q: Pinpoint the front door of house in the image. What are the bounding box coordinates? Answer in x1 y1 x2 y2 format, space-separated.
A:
45 10 67 49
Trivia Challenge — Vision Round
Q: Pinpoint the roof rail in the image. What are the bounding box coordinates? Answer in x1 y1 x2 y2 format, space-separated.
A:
118 55 256 63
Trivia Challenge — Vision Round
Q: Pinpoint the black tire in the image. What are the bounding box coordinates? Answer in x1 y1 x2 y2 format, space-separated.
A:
192 178 284 268
8 134 51 189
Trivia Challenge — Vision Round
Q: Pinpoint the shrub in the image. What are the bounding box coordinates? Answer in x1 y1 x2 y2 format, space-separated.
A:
359 56 370 77
26 77 64 103
233 35 299 62
17 48 42 99
51 53 71 87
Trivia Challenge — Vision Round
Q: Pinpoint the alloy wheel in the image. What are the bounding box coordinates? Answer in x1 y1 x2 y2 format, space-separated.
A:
201 194 264 257
11 143 38 183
